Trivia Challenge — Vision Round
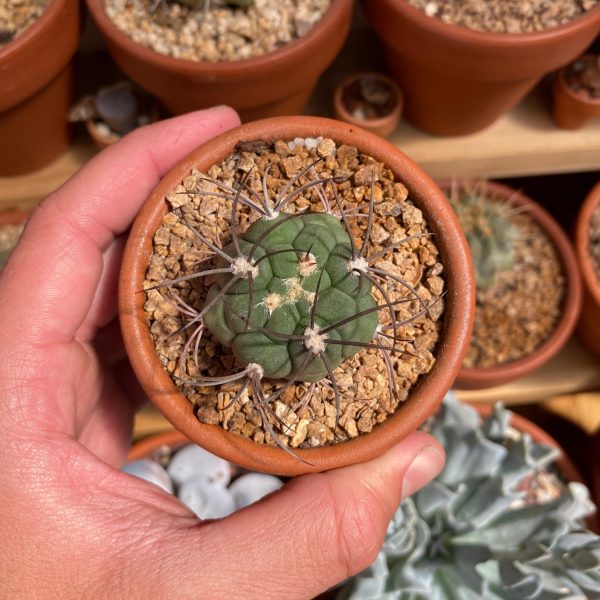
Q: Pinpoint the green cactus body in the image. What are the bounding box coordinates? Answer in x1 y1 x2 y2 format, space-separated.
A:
203 212 378 382
449 190 517 290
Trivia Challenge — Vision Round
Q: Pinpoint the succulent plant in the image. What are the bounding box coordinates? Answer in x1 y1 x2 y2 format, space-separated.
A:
123 442 283 519
448 182 517 290
203 212 379 382
337 393 600 600
149 147 441 461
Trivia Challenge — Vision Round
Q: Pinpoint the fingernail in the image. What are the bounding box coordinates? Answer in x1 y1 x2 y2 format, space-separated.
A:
400 445 444 499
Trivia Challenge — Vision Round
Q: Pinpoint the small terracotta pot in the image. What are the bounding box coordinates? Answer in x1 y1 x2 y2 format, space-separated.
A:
0 209 30 228
128 430 189 462
86 120 120 150
85 102 161 150
86 0 353 122
333 72 403 137
439 180 583 390
0 0 80 175
575 181 600 358
363 0 600 136
119 116 475 476
553 55 600 129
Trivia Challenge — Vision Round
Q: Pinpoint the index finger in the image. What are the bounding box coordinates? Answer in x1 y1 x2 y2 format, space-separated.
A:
1 106 241 346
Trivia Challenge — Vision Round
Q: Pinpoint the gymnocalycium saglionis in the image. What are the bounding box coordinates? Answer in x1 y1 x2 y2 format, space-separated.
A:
145 138 445 462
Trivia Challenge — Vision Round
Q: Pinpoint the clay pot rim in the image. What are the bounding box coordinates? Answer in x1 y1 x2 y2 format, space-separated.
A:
556 54 600 106
128 406 585 488
438 179 583 388
332 71 403 131
127 430 189 462
576 181 600 307
386 0 600 47
86 0 350 76
0 0 66 61
119 115 475 476
0 209 31 226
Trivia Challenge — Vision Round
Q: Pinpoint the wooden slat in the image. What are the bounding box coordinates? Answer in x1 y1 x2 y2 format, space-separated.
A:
455 338 600 406
0 139 97 210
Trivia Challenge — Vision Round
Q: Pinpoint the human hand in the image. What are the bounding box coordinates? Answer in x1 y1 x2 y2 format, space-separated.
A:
0 106 445 600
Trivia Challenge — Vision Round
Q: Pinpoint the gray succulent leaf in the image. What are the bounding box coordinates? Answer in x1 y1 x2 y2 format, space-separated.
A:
337 394 600 600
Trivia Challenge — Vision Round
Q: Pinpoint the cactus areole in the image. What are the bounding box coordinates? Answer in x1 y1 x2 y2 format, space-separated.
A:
203 212 378 382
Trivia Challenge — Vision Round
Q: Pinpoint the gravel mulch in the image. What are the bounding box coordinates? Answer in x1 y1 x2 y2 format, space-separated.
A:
590 203 600 282
463 207 565 369
342 76 397 120
0 0 49 46
407 0 599 33
105 0 331 62
144 138 446 449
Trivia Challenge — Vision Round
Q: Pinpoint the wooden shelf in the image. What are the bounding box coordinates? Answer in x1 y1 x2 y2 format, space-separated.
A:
3 86 600 210
389 86 600 180
0 138 97 210
455 338 600 406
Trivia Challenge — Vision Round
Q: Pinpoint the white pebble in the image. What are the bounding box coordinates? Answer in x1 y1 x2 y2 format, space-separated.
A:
167 444 232 487
229 473 284 510
122 460 174 494
424 2 438 17
178 475 236 520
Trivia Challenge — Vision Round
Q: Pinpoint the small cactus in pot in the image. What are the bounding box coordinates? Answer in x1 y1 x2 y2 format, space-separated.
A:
145 139 446 463
447 180 517 291
122 117 476 476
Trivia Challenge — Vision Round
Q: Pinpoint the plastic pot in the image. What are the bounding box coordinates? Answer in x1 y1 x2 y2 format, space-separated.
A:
363 0 600 136
86 0 353 122
575 181 600 358
439 180 583 390
0 0 80 175
119 115 475 476
553 55 600 129
332 71 403 137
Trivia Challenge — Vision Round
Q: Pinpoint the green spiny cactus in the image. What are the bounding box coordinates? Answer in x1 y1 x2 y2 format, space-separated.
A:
448 184 517 290
203 213 378 382
152 152 438 460
338 393 600 599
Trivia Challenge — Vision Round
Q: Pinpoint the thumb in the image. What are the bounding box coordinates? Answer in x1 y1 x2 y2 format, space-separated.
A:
144 430 444 600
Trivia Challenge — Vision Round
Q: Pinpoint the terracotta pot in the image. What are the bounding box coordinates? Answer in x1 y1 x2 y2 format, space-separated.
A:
0 0 80 175
439 180 583 390
575 181 600 358
128 430 188 461
119 116 475 476
86 119 120 150
363 0 600 136
86 0 353 122
0 209 30 227
553 55 600 129
332 72 403 137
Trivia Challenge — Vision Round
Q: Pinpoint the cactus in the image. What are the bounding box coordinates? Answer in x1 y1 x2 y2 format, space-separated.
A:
337 393 600 599
203 212 379 382
447 182 517 290
149 148 441 461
